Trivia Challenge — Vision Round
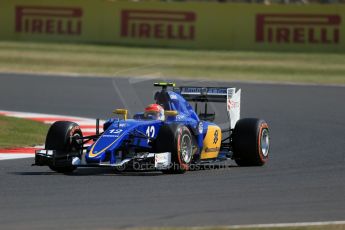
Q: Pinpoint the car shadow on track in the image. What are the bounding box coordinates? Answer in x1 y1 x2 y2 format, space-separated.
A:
11 168 164 176
12 164 236 176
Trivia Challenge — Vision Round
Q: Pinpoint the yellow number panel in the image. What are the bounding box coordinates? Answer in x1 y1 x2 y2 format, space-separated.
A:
200 125 222 160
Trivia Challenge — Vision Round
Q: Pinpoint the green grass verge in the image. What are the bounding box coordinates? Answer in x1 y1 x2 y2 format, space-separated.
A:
0 115 49 149
0 41 345 84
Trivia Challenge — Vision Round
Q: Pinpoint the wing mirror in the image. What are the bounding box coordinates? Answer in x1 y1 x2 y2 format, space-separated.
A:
113 109 128 120
164 110 178 117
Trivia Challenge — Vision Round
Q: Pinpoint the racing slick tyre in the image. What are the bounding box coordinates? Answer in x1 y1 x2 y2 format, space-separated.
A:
232 118 270 166
154 124 194 174
45 121 83 173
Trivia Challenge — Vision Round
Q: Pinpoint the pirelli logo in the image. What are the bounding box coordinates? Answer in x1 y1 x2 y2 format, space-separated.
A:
15 6 83 35
121 10 196 40
256 14 341 44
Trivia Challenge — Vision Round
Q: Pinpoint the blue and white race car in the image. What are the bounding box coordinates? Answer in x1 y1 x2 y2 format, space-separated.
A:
34 82 270 174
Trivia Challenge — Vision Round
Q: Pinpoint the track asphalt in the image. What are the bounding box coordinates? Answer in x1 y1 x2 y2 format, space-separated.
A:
0 73 344 230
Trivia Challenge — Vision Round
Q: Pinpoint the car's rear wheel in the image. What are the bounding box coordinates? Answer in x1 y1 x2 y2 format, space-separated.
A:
154 124 194 174
232 118 270 166
45 121 83 173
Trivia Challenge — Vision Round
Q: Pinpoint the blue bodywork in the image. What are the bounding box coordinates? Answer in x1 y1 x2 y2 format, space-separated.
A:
85 91 215 164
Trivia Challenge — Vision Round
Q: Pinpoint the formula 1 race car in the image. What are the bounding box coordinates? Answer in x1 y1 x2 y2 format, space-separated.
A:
34 82 270 174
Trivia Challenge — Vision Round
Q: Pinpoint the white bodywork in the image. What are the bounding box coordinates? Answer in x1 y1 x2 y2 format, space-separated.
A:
227 88 241 129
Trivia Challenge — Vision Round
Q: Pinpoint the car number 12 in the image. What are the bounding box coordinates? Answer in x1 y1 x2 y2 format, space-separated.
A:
146 126 155 142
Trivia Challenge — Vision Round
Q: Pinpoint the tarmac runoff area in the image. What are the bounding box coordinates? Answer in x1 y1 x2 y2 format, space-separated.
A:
0 73 344 229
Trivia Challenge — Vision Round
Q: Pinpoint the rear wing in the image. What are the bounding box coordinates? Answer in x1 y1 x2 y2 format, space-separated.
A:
175 86 241 129
174 87 227 102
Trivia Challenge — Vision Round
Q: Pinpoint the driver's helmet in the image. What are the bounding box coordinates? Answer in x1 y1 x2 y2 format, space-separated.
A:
144 104 165 121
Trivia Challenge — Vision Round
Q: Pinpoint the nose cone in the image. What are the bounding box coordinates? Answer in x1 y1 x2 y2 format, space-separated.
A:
85 122 131 163
85 119 163 163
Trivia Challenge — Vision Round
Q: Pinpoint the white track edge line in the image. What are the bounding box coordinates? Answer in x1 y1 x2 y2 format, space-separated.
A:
0 110 106 123
189 220 345 229
0 110 96 121
0 154 34 160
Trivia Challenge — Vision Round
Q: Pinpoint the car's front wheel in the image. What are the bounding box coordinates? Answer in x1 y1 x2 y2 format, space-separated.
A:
45 121 83 173
154 124 194 174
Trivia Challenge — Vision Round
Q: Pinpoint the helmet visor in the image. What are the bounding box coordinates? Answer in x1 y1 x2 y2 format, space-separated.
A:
144 111 160 120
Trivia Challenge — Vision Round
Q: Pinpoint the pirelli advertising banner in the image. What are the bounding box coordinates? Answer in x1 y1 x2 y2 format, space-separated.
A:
0 0 344 52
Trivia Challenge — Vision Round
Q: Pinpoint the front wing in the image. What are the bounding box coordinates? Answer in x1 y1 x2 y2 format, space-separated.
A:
34 149 172 171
